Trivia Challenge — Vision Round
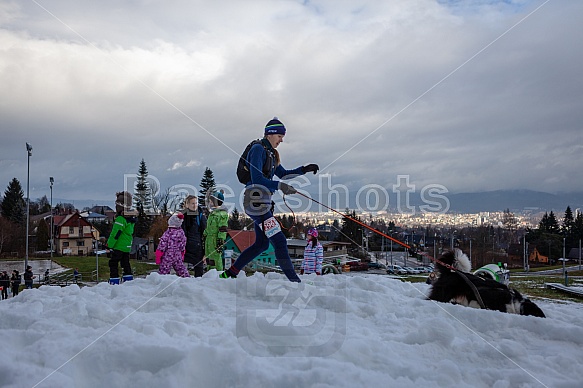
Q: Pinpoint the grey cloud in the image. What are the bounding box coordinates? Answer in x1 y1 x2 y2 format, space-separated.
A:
1 0 582 209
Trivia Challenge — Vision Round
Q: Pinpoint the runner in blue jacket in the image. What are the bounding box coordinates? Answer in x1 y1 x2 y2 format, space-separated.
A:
221 117 319 282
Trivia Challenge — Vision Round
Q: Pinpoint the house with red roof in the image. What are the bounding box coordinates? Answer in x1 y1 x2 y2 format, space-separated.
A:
53 211 95 256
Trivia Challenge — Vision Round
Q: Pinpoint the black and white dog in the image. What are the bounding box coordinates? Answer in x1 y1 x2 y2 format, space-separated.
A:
428 249 545 318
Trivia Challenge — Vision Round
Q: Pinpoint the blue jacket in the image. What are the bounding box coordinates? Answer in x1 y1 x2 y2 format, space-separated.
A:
247 140 304 193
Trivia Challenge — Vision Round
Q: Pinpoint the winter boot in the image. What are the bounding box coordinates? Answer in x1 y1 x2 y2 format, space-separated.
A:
219 268 238 279
109 277 120 285
122 274 134 282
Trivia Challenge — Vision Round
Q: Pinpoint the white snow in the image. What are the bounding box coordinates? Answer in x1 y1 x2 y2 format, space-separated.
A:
1 271 581 388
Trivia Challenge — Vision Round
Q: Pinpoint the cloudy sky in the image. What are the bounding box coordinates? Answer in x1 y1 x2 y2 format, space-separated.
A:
1 0 582 210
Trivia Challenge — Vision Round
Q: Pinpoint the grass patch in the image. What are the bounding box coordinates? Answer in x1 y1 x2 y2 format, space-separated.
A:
50 256 158 282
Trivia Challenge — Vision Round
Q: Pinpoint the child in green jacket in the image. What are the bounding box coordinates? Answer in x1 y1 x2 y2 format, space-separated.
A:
204 190 229 271
106 191 138 284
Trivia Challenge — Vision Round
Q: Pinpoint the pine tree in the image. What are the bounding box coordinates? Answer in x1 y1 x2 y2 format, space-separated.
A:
339 209 364 248
36 218 50 250
198 167 216 209
134 159 153 237
562 206 574 236
1 178 26 225
547 211 560 234
228 207 242 230
134 159 153 213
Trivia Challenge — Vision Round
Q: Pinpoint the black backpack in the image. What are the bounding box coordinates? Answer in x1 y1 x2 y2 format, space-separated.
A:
236 139 274 184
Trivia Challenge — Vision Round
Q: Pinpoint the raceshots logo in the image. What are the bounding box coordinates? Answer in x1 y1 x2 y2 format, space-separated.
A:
235 275 347 356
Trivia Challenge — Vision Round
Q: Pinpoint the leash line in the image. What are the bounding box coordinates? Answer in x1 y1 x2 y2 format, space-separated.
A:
297 191 488 308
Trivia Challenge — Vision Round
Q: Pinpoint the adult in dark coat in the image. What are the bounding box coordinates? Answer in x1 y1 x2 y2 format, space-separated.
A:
10 270 21 296
181 195 207 277
24 265 35 289
0 271 10 299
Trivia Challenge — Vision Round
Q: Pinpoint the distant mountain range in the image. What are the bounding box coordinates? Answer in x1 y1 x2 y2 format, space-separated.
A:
56 190 583 215
441 190 583 213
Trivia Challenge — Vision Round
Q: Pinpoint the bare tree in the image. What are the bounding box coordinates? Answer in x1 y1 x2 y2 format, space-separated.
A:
153 187 184 215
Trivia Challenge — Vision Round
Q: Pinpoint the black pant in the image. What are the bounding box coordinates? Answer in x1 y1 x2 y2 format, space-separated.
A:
109 249 132 278
11 285 19 296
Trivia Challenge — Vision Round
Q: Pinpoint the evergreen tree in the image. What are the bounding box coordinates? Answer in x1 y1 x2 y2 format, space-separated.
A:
228 207 242 230
339 209 364 248
331 219 341 240
134 159 153 213
36 218 50 250
198 167 216 209
1 178 26 224
562 206 574 237
547 211 560 234
134 159 153 237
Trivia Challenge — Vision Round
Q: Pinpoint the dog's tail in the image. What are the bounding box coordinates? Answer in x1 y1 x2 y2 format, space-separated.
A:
435 249 471 273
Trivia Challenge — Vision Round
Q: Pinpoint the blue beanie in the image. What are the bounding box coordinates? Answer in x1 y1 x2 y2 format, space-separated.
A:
214 190 225 202
264 117 286 135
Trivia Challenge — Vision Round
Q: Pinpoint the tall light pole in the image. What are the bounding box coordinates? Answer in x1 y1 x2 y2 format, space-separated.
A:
25 143 32 271
563 237 567 286
50 177 54 267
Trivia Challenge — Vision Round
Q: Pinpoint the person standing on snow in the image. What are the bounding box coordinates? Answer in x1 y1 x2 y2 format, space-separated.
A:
23 265 35 289
300 228 323 275
10 270 21 296
220 117 319 282
204 190 229 272
156 213 189 277
106 191 138 285
181 195 207 277
0 271 10 299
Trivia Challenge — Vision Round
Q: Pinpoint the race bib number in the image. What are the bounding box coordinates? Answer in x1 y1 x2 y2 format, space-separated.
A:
259 217 282 238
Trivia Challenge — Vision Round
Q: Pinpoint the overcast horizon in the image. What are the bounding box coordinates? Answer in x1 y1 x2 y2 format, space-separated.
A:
2 0 582 209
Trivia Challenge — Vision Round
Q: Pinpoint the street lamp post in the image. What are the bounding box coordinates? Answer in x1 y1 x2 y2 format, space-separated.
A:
469 238 472 268
390 233 393 268
50 177 54 269
25 143 32 271
563 237 567 286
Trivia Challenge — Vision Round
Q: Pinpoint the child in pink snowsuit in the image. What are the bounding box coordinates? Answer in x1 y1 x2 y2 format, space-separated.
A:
157 213 190 277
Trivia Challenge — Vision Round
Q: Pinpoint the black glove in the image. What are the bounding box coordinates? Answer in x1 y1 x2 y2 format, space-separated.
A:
278 181 297 195
302 164 319 175
217 239 224 253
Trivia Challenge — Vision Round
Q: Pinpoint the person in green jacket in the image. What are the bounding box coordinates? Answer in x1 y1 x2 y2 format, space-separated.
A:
204 190 229 271
106 191 138 285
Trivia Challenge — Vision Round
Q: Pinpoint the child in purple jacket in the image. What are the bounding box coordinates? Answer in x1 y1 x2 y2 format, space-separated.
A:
157 213 190 277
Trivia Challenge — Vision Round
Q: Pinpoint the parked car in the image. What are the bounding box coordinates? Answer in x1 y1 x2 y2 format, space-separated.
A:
368 262 386 270
346 261 369 271
403 267 421 274
414 266 429 273
386 265 408 275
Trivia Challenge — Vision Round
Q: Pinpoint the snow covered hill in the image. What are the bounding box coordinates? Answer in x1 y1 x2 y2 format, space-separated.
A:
1 271 581 388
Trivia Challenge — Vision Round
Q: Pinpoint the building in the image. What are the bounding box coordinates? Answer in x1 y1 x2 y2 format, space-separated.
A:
53 212 95 256
79 211 108 224
503 243 550 268
529 246 548 264
224 230 277 268
224 230 351 270
286 239 350 262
